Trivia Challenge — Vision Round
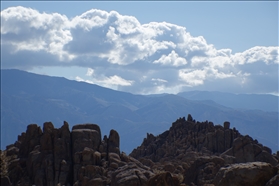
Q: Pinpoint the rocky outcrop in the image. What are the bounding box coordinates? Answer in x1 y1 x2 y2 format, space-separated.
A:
130 116 279 185
221 135 278 166
110 161 154 186
4 121 72 185
130 117 242 162
147 172 180 186
72 124 102 184
1 115 278 186
2 122 156 186
213 162 278 186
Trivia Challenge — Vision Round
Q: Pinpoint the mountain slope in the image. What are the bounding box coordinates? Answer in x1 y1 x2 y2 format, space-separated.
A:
177 90 278 112
1 69 278 153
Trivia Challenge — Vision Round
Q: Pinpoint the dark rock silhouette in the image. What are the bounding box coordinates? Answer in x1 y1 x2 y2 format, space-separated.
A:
213 162 278 186
1 116 278 186
130 117 279 185
147 172 180 186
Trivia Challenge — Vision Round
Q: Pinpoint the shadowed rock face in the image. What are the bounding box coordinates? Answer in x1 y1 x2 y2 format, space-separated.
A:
2 121 156 186
147 172 180 186
213 162 278 186
130 117 279 185
1 116 279 186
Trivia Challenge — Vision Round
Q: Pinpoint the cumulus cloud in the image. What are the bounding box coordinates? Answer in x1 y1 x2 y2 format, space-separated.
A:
154 50 187 66
179 69 207 86
232 46 279 65
1 6 74 62
1 6 278 95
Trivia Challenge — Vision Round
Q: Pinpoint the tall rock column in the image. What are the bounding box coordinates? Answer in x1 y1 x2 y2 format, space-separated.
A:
71 124 101 184
108 129 120 155
40 122 55 186
53 121 72 185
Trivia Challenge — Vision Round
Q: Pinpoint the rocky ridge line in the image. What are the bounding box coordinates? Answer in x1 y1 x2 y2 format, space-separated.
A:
130 115 279 185
1 121 157 186
1 115 279 186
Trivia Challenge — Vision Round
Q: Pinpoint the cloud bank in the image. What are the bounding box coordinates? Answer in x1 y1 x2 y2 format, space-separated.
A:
1 6 278 94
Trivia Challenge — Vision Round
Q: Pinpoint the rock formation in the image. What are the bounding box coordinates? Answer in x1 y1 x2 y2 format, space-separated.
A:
1 115 278 186
130 116 279 185
213 162 277 186
1 121 156 186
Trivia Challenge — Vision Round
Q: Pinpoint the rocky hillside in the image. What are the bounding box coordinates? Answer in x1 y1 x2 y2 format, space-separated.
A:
131 115 279 185
1 116 279 186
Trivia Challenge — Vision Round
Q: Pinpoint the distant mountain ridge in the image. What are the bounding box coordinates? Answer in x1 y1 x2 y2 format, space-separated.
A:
177 90 278 112
1 69 278 153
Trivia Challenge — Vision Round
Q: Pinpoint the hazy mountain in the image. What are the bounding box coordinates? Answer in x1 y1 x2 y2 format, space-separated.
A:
1 69 278 153
177 90 278 112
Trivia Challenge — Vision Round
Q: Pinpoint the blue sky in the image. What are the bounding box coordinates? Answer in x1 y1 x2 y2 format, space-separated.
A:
1 1 278 95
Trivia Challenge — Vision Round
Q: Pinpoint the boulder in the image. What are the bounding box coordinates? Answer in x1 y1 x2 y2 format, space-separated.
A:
221 135 278 166
72 128 101 153
214 162 278 186
111 162 154 186
72 124 101 142
255 151 278 166
147 172 180 186
184 156 224 185
265 174 279 186
223 121 230 129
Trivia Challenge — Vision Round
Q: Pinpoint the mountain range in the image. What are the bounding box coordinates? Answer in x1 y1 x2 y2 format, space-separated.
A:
1 69 278 153
177 90 278 112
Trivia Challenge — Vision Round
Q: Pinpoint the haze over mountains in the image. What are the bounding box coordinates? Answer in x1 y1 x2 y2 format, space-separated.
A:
1 69 278 153
178 91 278 112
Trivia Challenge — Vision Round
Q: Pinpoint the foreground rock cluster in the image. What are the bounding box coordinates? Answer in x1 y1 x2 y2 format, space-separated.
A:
1 122 157 186
1 115 279 186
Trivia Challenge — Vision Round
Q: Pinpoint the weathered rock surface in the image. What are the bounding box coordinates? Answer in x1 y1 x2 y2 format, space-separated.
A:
1 176 11 186
130 116 279 185
1 122 156 186
147 172 180 186
213 162 278 186
265 174 279 186
1 115 278 186
221 135 278 166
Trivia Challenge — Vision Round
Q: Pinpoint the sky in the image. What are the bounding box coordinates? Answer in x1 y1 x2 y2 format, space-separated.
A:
1 1 278 95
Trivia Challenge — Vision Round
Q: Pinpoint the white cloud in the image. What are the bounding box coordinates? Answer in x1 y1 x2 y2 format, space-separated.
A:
1 6 74 61
179 69 207 86
75 76 94 84
86 68 94 76
100 75 134 86
154 50 187 66
232 46 279 65
151 78 168 83
1 6 278 95
76 70 134 90
210 68 236 79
